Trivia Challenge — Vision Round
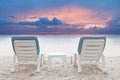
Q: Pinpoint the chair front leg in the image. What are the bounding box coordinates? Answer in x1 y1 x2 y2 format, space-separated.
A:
102 54 107 73
47 56 52 71
62 56 67 70
77 54 82 73
40 54 43 67
71 53 77 66
71 55 73 64
36 54 40 72
11 54 16 72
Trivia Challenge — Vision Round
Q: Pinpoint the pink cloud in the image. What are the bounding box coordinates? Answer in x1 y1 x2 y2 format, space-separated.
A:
20 6 110 24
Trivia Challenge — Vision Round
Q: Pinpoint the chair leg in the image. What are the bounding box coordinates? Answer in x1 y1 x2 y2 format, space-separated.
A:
11 54 16 72
40 54 43 67
74 53 77 66
36 55 40 72
71 53 76 66
62 56 67 70
71 55 73 64
77 54 82 73
47 56 52 71
102 54 107 73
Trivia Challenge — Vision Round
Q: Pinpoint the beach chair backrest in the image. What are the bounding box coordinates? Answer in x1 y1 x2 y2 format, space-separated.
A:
12 37 40 62
78 37 106 61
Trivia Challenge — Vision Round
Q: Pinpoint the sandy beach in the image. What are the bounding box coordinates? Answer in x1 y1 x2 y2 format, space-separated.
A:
0 35 120 80
0 56 120 80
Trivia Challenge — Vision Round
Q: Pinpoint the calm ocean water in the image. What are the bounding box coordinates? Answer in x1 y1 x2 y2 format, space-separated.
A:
0 35 120 56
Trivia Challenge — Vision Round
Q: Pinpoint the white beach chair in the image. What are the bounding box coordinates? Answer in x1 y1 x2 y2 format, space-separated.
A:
73 37 107 73
11 37 41 72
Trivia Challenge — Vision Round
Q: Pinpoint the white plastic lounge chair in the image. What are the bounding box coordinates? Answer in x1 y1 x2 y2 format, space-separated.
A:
11 36 41 72
73 37 107 73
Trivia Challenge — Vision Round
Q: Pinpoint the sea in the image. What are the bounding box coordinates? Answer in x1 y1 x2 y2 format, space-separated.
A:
0 35 120 56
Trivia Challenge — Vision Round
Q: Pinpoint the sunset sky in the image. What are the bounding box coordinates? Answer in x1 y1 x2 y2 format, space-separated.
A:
0 0 120 34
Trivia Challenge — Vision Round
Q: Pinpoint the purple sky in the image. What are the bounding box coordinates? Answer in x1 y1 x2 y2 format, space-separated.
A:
0 0 120 35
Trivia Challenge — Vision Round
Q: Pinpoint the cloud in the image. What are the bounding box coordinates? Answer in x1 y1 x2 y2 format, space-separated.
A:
0 16 21 22
0 0 119 25
19 17 63 26
0 16 17 19
0 20 14 24
107 17 120 28
102 17 120 34
0 16 120 35
86 17 120 34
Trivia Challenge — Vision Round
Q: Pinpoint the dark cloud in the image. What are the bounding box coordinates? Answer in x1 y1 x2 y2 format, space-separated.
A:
0 20 14 24
101 17 120 34
86 17 120 34
19 17 63 26
0 16 18 22
0 16 120 35
107 17 120 28
0 16 17 19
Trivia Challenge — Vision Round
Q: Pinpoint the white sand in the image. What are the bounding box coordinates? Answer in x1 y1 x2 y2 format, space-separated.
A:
0 56 120 80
